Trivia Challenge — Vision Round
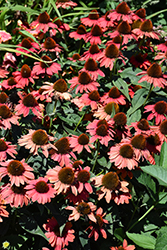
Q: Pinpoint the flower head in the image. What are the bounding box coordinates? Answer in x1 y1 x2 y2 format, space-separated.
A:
0 138 17 161
12 64 35 88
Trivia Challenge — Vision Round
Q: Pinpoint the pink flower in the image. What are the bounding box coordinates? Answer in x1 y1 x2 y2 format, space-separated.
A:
1 77 21 90
43 217 75 250
108 21 136 45
98 10 115 28
101 86 126 105
2 52 17 69
40 37 61 53
66 201 97 222
94 102 119 121
0 194 9 222
0 159 34 187
40 79 71 101
75 166 93 194
137 63 167 88
0 67 9 78
69 71 100 94
108 140 138 170
81 44 103 61
86 207 109 241
69 25 87 41
86 119 115 147
46 166 75 195
130 53 151 70
0 104 19 130
130 118 152 136
15 92 44 118
91 172 131 204
144 101 167 125
108 2 134 23
69 134 94 154
110 239 135 250
12 64 35 88
30 12 57 33
49 137 76 167
154 51 167 64
80 58 105 81
81 10 100 27
55 0 77 9
1 183 29 208
32 55 61 77
0 138 17 162
157 41 167 52
133 19 160 40
25 177 56 204
0 30 12 43
18 129 56 158
86 24 104 45
16 38 40 56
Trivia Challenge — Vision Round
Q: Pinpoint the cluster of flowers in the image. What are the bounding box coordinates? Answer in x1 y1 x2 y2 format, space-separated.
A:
0 0 167 249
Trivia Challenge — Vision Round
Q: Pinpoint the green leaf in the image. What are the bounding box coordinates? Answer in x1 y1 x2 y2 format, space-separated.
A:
140 165 167 187
155 227 167 250
46 101 56 117
136 171 156 197
120 67 141 82
127 88 149 116
114 228 125 242
127 109 141 125
19 30 41 46
113 78 130 101
159 142 167 168
11 5 39 14
126 232 156 249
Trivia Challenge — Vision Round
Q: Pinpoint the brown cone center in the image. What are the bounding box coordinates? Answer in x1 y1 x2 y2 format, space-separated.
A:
38 12 50 24
78 133 89 145
21 64 31 78
131 134 146 150
8 77 17 86
21 38 32 49
116 2 130 14
117 21 131 34
55 137 70 154
88 10 99 20
22 94 38 107
154 101 167 114
40 55 52 69
85 59 98 71
35 181 49 193
0 139 8 151
114 112 127 126
96 124 108 136
77 202 91 215
78 72 91 85
77 170 90 183
91 25 103 36
44 37 56 49
88 90 100 101
140 19 153 32
105 44 119 59
0 105 12 119
102 172 119 190
137 119 150 130
32 129 48 145
104 102 119 115
147 63 162 78
0 92 8 103
108 86 120 98
7 160 25 176
119 144 134 158
76 25 87 34
160 120 167 135
53 79 68 93
58 167 74 184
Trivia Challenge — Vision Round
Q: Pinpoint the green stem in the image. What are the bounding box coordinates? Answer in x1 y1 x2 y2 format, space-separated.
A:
92 140 100 173
78 39 83 54
142 84 154 107
74 107 89 131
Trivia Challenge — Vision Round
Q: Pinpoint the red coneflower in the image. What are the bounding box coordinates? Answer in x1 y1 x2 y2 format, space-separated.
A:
157 40 167 52
1 77 21 90
55 0 77 9
86 24 104 45
12 64 35 88
94 102 119 120
144 101 167 125
40 37 61 53
101 86 126 105
80 58 105 81
133 19 160 40
154 51 167 64
137 62 167 88
0 104 19 130
110 239 135 250
16 38 40 56
81 43 103 61
99 10 115 28
30 12 57 33
81 9 100 27
108 2 134 23
69 24 87 41
69 134 94 154
0 138 17 161
130 53 151 69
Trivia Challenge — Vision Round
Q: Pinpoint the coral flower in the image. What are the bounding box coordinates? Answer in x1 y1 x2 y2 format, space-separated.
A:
1 77 21 90
144 101 167 125
86 207 109 241
72 90 101 111
69 71 100 94
99 10 114 28
91 172 131 204
66 201 96 222
113 112 131 140
40 79 71 101
0 159 34 186
49 137 76 166
15 92 43 118
130 135 155 164
69 25 87 41
0 138 17 161
0 194 9 222
151 120 167 143
0 30 12 43
133 8 146 21
69 133 94 154
81 44 103 61
133 19 160 39
137 63 167 88
40 37 61 53
94 102 119 120
110 239 135 250
30 12 57 33
32 55 61 77
46 166 75 194
106 35 123 49
55 0 77 9
81 9 100 27
86 119 115 146
43 217 75 250
130 118 152 136
101 86 126 105
80 58 105 81
25 177 56 204
108 21 136 45
146 133 162 154
154 51 167 64
0 67 9 78
99 43 126 71
0 104 19 130
18 129 56 157
157 41 167 52
108 140 138 170
51 16 70 34
16 37 40 56
1 183 29 208
86 24 104 45
12 64 35 88
108 2 133 23
75 166 93 193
